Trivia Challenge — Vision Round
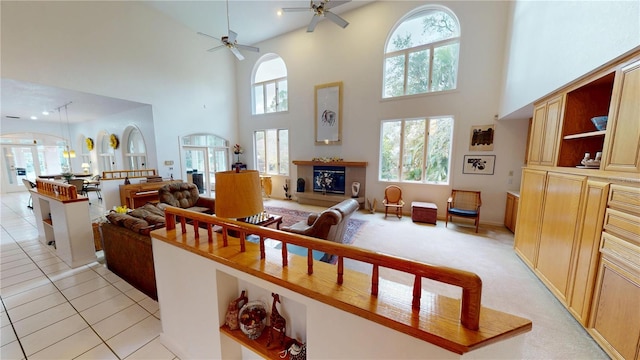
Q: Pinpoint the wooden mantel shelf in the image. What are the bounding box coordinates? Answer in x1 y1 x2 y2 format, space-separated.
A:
293 160 367 167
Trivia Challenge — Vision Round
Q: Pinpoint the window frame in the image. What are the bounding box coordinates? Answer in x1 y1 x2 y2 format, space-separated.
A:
379 116 453 185
382 6 460 99
252 54 288 115
254 128 289 176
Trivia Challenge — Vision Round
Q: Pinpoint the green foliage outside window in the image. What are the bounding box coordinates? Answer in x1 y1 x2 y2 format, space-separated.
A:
383 8 459 97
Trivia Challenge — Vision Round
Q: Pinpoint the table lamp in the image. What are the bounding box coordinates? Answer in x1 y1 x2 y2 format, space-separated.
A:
215 170 264 221
81 163 90 174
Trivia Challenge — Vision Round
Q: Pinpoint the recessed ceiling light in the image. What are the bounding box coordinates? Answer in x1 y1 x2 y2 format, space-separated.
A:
277 10 282 16
30 116 38 120
42 111 49 115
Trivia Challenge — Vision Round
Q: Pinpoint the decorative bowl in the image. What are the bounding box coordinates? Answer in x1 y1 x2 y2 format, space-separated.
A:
590 116 608 131
238 301 267 339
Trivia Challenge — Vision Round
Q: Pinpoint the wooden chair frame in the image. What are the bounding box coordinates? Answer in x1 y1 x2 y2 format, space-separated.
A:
382 185 405 219
446 190 482 233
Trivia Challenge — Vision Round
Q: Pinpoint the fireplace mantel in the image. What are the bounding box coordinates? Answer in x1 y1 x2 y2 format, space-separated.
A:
293 160 367 207
292 160 367 167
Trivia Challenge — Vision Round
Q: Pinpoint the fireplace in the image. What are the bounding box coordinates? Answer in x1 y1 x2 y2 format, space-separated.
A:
313 166 346 194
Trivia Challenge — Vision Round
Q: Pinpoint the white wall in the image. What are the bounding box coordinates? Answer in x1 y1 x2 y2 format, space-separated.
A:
499 0 640 120
1 1 239 180
237 1 527 225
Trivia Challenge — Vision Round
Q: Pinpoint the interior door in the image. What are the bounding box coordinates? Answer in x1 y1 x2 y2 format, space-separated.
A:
1 145 38 193
183 146 212 197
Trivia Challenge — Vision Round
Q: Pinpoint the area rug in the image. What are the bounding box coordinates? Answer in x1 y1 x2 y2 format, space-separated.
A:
252 206 366 264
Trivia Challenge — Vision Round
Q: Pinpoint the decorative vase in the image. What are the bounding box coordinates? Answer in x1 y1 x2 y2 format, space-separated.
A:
238 301 267 340
351 182 360 198
225 290 248 331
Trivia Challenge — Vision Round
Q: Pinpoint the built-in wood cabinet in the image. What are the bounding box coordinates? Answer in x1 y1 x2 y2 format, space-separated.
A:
602 59 640 173
515 48 640 360
535 173 586 302
588 184 640 360
528 95 563 166
567 180 609 325
513 169 547 268
504 191 519 233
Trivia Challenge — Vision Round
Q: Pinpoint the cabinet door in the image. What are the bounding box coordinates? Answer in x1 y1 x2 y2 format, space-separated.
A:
535 172 586 302
514 169 547 268
540 95 564 166
504 193 515 232
512 196 519 233
567 180 609 326
589 233 640 360
604 59 640 173
528 105 547 165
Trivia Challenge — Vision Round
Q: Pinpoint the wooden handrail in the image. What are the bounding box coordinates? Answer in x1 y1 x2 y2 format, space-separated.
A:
35 178 78 199
163 206 482 330
102 169 157 180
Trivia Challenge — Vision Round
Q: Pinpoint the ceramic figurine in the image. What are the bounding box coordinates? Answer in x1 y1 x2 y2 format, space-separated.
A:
267 293 287 348
224 290 247 330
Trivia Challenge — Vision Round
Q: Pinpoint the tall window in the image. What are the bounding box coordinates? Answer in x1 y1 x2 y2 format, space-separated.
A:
98 131 114 172
124 126 147 170
253 54 288 114
254 129 289 175
383 6 460 98
379 117 453 184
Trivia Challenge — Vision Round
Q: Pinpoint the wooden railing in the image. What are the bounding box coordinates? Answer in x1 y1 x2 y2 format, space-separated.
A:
162 206 483 330
35 178 78 199
102 169 157 180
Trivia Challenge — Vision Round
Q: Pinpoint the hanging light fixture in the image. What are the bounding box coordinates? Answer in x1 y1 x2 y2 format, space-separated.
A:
57 102 75 172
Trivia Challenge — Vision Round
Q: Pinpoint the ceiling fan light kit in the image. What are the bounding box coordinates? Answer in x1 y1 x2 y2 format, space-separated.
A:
283 0 351 33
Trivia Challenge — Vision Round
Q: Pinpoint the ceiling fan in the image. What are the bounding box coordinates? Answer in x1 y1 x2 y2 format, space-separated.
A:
197 0 259 61
283 0 351 33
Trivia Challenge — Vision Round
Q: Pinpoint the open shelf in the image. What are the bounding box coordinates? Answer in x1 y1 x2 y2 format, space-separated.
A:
563 130 606 140
557 71 614 167
220 326 293 360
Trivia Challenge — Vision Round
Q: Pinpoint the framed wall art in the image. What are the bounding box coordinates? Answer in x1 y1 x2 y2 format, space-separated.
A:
469 124 494 151
463 155 496 175
315 81 343 145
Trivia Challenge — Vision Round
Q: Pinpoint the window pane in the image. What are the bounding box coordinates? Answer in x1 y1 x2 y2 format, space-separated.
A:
407 50 430 95
383 55 405 98
254 85 264 115
380 121 401 181
386 10 458 52
265 82 277 113
402 119 425 181
277 80 288 111
255 56 286 83
278 129 289 174
431 43 459 91
425 117 453 183
266 129 277 174
254 131 266 173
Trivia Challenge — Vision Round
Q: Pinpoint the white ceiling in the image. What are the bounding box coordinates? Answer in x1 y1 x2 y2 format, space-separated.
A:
1 0 374 125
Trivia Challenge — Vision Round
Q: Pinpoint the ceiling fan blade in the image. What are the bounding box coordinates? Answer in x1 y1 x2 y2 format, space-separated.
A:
206 45 226 52
227 30 238 44
325 11 349 28
229 47 245 61
307 15 321 32
282 7 311 12
324 0 351 10
236 44 260 53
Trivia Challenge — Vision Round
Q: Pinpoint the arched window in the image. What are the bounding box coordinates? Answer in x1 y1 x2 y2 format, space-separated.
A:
252 54 288 114
383 6 460 98
123 126 147 170
98 131 114 172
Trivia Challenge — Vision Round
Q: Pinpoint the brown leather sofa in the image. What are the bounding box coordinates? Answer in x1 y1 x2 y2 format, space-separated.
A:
157 182 215 214
281 199 359 243
100 203 166 300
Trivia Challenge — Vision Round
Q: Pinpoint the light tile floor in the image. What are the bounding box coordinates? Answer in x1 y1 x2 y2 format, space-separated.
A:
0 192 177 360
